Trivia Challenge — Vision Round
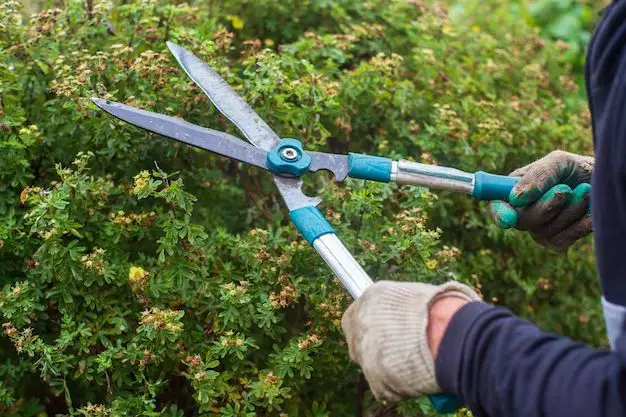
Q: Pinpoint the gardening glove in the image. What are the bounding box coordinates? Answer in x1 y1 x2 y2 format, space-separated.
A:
488 150 593 251
341 280 481 402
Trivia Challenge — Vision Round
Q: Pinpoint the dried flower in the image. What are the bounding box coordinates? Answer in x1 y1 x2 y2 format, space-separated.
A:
269 283 297 309
81 248 107 274
139 308 183 334
298 333 321 350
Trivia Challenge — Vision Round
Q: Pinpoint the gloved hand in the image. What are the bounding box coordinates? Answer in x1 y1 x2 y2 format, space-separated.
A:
341 280 481 402
488 150 593 251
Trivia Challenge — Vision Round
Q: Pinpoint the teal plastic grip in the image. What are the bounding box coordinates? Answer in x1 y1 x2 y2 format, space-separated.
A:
348 153 392 183
430 393 461 414
289 206 335 245
472 171 520 201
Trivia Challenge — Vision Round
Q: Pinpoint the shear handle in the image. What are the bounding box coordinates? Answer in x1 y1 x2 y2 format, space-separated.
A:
288 206 460 414
347 153 520 201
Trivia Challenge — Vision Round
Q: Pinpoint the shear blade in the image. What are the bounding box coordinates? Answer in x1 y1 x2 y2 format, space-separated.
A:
167 42 281 152
91 98 268 171
132 42 337 211
273 176 323 211
308 152 350 181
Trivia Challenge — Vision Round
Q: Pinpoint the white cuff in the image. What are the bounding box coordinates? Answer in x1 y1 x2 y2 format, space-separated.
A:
601 297 626 349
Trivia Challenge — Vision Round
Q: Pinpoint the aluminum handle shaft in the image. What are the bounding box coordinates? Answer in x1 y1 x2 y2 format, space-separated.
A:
391 160 474 194
312 233 373 299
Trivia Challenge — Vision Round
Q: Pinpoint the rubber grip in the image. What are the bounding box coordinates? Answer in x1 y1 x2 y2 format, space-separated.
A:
472 171 520 201
347 153 392 182
289 206 335 245
430 393 462 414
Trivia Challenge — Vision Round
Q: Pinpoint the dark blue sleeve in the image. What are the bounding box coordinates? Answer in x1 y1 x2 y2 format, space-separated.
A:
586 1 626 304
435 302 626 417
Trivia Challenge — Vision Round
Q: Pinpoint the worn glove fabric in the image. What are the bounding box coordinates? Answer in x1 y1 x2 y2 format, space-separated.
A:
341 280 481 402
488 150 593 251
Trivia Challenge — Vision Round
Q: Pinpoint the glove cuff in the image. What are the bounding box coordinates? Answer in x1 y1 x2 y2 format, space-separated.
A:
365 281 480 398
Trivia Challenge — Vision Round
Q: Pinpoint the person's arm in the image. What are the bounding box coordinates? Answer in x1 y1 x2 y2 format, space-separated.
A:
586 1 626 341
343 282 626 417
486 2 626 348
437 301 626 417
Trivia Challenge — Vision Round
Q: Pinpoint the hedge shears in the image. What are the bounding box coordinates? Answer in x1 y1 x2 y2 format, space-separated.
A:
93 42 519 414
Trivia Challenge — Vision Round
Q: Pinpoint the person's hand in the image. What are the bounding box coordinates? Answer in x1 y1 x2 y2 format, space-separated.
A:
341 281 480 402
488 151 593 251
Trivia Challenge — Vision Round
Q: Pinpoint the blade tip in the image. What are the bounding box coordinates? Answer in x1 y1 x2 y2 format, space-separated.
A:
166 41 182 54
91 97 119 112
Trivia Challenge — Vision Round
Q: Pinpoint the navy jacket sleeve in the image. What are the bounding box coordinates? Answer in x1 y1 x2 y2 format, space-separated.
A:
587 0 626 304
436 302 626 417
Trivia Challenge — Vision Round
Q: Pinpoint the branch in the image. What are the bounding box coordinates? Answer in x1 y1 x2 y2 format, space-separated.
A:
83 0 94 20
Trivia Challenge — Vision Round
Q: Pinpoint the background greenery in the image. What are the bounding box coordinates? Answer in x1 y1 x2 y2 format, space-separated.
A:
0 0 610 416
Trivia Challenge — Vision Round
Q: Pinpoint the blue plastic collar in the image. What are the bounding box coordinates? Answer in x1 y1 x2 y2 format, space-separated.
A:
289 206 335 245
472 171 520 201
430 394 461 414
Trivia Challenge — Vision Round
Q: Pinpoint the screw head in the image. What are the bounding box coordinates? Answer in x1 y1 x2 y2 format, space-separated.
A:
281 147 299 161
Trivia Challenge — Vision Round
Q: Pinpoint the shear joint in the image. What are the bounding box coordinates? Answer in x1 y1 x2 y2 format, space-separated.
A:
266 138 312 177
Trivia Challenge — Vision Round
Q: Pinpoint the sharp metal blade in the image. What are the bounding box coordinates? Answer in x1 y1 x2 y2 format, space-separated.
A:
167 42 280 152
273 153 348 210
273 176 323 211
165 43 324 211
91 98 268 171
309 152 350 181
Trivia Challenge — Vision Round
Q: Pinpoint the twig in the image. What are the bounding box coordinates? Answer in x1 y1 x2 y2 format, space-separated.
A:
164 9 173 41
83 0 94 20
356 374 367 417
153 161 171 187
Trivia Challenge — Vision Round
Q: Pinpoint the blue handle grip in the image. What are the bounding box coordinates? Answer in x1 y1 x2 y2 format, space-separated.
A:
347 153 392 183
472 171 520 201
289 206 335 245
430 393 462 414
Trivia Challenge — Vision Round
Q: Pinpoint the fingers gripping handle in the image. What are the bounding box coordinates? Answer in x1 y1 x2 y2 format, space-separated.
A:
289 207 460 413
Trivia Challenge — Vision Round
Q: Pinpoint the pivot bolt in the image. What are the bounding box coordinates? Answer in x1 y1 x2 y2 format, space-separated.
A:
266 138 311 176
281 147 299 161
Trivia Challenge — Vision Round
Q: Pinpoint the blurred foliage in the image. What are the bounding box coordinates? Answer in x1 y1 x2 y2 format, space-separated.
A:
518 0 608 83
449 0 609 86
0 0 604 416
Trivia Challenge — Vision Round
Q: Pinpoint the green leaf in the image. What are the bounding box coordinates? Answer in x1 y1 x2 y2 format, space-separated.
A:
547 13 583 39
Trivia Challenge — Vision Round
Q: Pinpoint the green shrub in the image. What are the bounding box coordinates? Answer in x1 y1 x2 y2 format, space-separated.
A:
508 0 607 86
458 0 607 71
0 0 601 416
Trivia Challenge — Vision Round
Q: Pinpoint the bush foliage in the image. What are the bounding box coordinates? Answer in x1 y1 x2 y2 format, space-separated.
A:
0 0 602 416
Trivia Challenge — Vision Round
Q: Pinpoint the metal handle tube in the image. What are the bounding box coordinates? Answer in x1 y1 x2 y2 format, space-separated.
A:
392 160 474 195
312 233 373 299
